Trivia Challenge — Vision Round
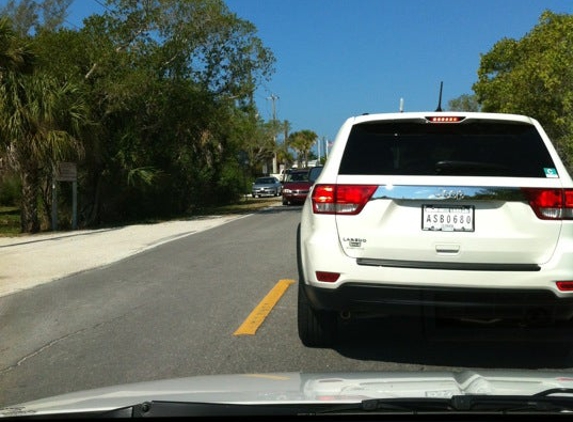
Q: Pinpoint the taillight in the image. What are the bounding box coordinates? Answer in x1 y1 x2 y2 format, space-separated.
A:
312 184 377 215
557 281 573 291
522 188 573 220
316 271 340 282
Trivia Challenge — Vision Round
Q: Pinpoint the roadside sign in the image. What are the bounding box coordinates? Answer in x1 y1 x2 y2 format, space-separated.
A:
52 162 78 230
55 162 77 182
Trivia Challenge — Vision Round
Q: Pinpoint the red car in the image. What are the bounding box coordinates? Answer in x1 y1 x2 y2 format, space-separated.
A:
282 167 322 205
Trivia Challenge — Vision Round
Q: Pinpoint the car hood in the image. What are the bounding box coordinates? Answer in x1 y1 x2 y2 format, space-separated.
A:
2 370 573 417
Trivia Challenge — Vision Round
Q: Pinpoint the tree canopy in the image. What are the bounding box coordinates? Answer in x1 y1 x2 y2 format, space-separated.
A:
448 94 480 112
288 130 318 168
0 0 279 232
473 10 573 167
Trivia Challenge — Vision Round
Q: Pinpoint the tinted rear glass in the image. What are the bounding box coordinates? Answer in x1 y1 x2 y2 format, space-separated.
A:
285 171 309 182
339 121 556 177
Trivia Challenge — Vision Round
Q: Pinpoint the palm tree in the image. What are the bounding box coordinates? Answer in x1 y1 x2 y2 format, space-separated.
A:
288 129 318 168
0 17 88 232
1 72 87 232
275 120 293 172
0 16 34 74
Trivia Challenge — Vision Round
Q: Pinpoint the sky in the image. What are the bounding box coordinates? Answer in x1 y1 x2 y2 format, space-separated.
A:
52 0 573 144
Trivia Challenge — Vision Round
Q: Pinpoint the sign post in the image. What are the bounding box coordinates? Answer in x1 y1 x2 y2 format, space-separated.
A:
53 162 78 231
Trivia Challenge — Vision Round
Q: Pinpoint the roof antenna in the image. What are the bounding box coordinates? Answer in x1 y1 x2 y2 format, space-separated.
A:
435 81 444 112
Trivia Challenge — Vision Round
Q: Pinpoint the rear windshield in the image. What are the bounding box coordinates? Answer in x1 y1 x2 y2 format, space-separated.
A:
339 121 556 177
285 171 309 182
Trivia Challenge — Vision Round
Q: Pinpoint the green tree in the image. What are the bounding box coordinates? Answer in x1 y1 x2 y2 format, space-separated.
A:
0 74 88 232
240 117 276 175
276 120 294 171
0 0 72 36
448 94 480 112
288 130 317 168
2 0 275 225
27 0 275 222
0 18 88 232
473 10 573 167
0 16 34 73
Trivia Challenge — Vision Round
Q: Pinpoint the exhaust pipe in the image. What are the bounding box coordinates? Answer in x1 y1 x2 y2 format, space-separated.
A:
340 310 351 320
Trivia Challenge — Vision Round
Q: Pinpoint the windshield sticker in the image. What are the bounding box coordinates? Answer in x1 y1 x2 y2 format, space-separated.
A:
544 168 559 178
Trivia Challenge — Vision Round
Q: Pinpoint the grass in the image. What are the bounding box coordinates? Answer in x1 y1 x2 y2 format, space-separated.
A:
0 196 281 237
190 196 280 216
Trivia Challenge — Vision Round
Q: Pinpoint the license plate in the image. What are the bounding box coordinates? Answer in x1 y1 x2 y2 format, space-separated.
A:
422 205 474 232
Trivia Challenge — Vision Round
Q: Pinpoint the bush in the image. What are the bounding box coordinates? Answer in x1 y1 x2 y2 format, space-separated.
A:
0 173 21 206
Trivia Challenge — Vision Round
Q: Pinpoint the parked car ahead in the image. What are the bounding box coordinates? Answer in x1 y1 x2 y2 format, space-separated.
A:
298 111 573 348
282 167 322 205
252 176 282 198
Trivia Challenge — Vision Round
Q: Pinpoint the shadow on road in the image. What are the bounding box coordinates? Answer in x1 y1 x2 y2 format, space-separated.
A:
260 205 304 214
333 316 573 369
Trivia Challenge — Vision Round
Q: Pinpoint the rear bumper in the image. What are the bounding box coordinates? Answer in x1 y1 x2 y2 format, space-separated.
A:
302 283 573 322
283 192 308 203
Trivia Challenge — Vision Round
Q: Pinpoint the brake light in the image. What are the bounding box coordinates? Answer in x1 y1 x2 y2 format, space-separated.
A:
556 281 573 292
316 271 340 283
312 184 377 215
427 116 463 123
522 188 573 220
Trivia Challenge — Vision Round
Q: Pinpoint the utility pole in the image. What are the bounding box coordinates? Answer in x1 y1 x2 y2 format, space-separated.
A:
267 94 279 174
267 94 278 121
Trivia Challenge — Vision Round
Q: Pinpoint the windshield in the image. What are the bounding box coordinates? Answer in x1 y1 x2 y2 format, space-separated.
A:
254 177 277 184
2 0 573 417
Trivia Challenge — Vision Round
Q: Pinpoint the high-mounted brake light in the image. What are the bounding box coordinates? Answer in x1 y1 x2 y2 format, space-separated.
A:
522 188 573 220
428 116 463 123
312 184 377 215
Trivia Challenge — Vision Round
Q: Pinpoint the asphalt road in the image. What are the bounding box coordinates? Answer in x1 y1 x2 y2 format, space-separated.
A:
1 206 572 406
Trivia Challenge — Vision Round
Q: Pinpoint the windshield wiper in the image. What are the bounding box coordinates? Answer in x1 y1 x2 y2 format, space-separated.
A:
317 388 573 415
16 390 573 419
448 390 573 413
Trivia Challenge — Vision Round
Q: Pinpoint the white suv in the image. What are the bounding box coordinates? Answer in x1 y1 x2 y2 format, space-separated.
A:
298 112 573 347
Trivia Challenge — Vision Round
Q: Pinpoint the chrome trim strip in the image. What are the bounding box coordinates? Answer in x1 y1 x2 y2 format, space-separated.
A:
357 258 540 272
371 186 524 201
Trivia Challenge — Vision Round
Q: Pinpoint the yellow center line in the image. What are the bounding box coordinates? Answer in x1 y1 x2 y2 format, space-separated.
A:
234 279 296 336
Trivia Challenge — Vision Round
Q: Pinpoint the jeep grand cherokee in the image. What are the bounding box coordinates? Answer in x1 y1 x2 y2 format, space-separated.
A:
298 112 573 347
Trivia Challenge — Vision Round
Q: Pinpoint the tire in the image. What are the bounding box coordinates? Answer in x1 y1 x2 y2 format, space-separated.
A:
282 198 288 205
296 224 336 347
297 282 336 347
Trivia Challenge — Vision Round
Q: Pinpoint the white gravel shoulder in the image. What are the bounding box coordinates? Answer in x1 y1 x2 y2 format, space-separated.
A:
0 215 246 298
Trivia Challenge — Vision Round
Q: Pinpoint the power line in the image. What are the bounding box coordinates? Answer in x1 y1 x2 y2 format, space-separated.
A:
92 0 113 14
